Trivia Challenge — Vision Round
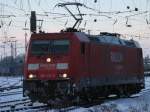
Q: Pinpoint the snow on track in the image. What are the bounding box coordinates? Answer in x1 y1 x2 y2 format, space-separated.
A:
0 76 150 112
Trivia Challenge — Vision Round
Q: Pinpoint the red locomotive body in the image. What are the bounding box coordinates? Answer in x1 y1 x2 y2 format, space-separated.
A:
23 31 144 103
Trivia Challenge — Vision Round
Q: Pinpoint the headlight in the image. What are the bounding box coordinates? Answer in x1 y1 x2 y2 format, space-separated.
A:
58 73 68 78
29 74 36 79
46 58 51 62
62 73 67 78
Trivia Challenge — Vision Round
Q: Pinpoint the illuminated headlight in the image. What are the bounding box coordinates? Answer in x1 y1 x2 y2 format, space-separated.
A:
62 73 67 78
29 74 36 79
46 58 51 62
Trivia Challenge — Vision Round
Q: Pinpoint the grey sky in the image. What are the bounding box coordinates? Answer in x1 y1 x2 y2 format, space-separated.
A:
0 0 150 56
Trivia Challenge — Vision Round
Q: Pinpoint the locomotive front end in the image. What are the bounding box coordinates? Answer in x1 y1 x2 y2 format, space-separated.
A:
23 33 72 102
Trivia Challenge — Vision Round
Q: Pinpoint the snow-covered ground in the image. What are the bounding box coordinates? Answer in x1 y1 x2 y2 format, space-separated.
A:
0 76 22 88
0 76 23 102
0 76 150 112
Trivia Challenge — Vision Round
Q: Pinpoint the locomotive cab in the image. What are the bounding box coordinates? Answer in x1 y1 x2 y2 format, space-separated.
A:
27 39 70 80
23 32 75 102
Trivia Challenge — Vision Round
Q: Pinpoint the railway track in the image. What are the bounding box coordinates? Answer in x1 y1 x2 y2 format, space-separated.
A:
0 98 34 112
0 85 22 92
0 95 104 112
0 97 49 112
0 89 149 112
56 89 150 112
0 77 149 111
0 104 48 112
48 96 118 112
0 90 22 97
0 98 30 108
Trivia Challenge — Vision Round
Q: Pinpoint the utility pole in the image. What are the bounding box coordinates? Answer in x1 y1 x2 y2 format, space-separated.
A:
10 37 17 59
0 45 5 61
1 55 3 61
14 40 17 58
2 42 6 63
10 41 14 60
9 39 17 76
22 27 28 52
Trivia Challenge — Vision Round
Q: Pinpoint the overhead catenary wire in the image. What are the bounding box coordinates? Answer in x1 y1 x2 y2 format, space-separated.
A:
0 0 150 58
0 2 27 13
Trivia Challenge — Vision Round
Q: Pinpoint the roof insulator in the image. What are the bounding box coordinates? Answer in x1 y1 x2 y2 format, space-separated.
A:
94 0 97 3
127 6 130 9
135 8 138 11
94 19 97 22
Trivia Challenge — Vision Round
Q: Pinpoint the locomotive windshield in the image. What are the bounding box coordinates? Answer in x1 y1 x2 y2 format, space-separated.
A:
31 39 70 55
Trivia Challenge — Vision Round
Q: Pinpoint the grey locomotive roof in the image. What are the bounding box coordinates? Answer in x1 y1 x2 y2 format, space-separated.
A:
87 32 141 48
74 32 141 48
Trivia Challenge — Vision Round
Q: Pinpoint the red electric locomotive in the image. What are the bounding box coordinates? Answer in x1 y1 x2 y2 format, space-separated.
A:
23 29 144 103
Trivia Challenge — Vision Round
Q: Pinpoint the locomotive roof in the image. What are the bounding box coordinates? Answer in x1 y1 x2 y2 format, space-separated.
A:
31 32 141 48
86 33 141 48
